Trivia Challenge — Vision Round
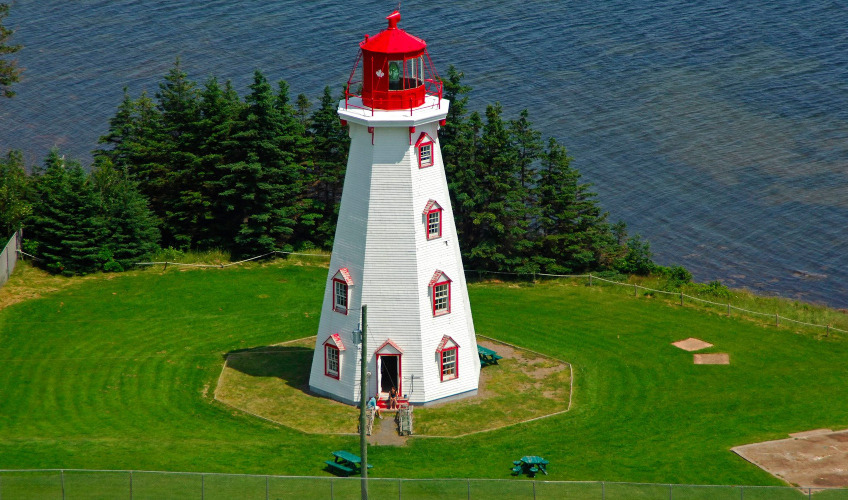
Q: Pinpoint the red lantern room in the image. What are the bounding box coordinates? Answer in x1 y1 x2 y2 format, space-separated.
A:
345 11 442 111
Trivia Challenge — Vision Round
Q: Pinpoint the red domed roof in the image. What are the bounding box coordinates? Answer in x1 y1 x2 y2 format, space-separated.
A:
360 11 426 54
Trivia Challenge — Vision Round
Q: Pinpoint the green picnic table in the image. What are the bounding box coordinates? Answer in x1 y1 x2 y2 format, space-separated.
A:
325 450 373 476
477 345 503 366
511 456 549 477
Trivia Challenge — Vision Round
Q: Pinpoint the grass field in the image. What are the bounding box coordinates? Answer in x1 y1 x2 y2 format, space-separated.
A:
2 259 848 488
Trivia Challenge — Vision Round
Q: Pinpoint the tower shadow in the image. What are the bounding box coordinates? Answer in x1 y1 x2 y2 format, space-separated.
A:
224 345 315 394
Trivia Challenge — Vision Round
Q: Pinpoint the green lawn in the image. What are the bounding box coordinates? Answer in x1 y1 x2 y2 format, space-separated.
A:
1 260 848 487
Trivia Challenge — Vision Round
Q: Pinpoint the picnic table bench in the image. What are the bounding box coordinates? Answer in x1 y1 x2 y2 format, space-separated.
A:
325 450 373 476
477 345 503 366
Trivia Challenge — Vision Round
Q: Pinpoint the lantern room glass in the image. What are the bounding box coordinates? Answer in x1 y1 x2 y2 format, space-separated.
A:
388 56 425 91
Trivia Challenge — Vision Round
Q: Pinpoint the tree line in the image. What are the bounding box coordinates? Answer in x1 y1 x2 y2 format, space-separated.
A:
0 59 657 277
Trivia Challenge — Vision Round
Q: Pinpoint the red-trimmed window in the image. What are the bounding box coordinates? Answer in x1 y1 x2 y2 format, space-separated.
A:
416 132 435 168
429 270 452 317
422 199 442 240
325 344 340 379
331 268 353 314
440 348 457 380
323 334 345 379
436 335 459 382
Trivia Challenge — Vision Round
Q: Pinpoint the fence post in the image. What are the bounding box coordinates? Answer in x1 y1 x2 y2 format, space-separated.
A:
331 478 334 500
201 473 204 500
533 480 536 500
130 471 133 500
776 313 779 327
589 275 593 287
826 325 830 337
727 303 731 316
680 293 683 306
467 478 471 500
669 483 672 500
61 470 65 500
398 478 402 500
740 485 743 499
602 481 605 500
634 283 637 297
266 476 269 500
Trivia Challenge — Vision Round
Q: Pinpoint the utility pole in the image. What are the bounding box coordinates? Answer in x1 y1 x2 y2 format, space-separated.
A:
359 305 369 500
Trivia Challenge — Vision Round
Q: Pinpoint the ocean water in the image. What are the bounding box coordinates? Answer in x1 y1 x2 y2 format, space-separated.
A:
1 0 846 306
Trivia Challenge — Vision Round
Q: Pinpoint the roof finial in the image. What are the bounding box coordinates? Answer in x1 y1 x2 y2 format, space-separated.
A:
386 10 400 29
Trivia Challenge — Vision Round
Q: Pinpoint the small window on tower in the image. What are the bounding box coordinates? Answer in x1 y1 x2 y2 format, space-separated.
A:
334 280 348 314
423 199 443 240
331 268 353 315
429 270 452 317
416 132 435 169
436 335 459 382
433 282 449 315
325 344 340 378
440 348 457 380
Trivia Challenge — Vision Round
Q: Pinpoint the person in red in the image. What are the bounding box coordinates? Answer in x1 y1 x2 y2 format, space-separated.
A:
388 386 399 410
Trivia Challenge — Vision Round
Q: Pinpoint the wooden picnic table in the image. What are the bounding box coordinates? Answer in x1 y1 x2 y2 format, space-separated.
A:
477 345 503 366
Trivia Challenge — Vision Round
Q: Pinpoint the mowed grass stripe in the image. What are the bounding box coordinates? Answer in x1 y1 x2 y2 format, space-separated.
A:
1 261 848 485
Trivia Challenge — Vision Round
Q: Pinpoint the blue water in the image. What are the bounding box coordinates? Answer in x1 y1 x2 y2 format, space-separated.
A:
1 0 846 306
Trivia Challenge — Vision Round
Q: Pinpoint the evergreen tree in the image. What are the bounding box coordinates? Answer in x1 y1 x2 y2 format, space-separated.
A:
534 138 616 273
28 150 105 275
91 158 160 271
156 58 202 248
194 77 244 249
96 89 167 231
0 149 31 239
220 70 301 258
463 103 532 272
276 80 317 248
308 86 349 248
0 3 22 99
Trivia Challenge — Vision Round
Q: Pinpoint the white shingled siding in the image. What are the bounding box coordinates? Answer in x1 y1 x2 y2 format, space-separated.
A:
309 98 480 405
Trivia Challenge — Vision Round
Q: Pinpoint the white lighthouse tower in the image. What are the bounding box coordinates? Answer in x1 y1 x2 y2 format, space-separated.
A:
308 11 480 407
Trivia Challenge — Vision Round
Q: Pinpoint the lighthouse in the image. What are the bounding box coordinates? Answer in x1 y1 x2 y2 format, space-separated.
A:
308 11 480 407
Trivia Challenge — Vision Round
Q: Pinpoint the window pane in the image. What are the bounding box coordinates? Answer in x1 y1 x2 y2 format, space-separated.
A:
419 144 432 167
327 346 339 376
428 211 440 237
441 349 456 379
434 283 449 312
388 60 402 90
334 281 347 311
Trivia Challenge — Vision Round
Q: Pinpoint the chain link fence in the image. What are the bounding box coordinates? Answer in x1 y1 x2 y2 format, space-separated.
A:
2 470 847 499
0 230 22 290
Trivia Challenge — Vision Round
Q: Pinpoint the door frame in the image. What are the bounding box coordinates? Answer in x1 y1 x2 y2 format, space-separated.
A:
376 353 402 397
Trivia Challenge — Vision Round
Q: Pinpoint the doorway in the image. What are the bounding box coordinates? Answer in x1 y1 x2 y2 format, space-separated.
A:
378 354 401 396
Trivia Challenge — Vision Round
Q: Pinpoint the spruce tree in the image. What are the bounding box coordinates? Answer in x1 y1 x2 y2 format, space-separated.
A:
156 58 202 248
194 77 244 250
308 86 349 248
97 90 167 233
220 70 300 258
28 150 105 275
463 103 531 272
0 149 31 239
534 138 615 273
91 158 160 271
0 3 22 99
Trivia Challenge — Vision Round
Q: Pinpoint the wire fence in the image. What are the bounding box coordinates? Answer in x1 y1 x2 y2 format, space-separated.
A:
135 250 847 336
0 470 845 499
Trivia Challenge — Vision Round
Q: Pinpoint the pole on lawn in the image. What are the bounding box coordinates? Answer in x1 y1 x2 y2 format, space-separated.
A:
360 305 369 500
